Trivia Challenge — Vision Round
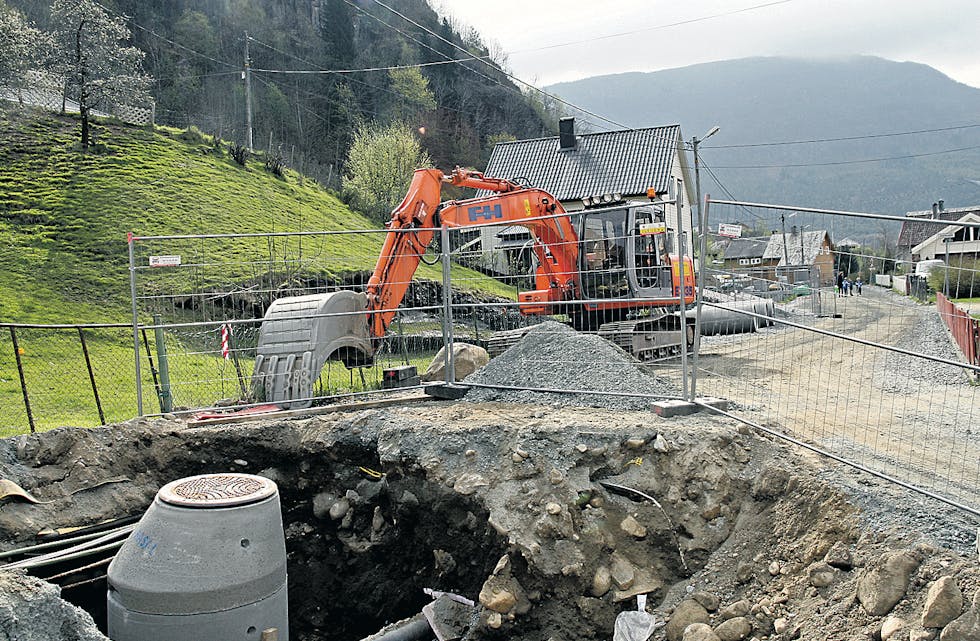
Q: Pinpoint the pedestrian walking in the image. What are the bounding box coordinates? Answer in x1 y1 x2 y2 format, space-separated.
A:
836 271 844 297
855 278 863 295
843 278 851 296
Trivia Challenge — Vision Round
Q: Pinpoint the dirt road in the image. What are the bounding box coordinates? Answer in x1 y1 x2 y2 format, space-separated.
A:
682 286 979 510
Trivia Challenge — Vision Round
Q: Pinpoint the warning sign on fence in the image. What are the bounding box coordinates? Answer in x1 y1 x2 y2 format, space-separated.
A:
149 255 181 268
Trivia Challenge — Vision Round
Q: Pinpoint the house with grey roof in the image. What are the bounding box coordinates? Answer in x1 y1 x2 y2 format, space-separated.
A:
473 118 695 274
763 228 835 285
897 202 980 265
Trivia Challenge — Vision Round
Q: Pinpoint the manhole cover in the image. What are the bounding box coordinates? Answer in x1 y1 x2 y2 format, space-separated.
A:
158 473 277 508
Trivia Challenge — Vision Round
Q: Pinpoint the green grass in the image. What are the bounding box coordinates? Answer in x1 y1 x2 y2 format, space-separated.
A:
0 105 513 434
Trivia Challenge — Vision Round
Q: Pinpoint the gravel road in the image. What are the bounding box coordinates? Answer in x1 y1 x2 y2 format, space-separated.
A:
690 285 980 517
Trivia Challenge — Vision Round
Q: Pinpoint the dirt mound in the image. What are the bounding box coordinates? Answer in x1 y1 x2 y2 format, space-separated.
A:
464 321 679 409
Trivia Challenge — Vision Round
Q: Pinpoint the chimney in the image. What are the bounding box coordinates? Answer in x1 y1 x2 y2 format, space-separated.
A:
932 203 938 217
938 199 945 212
559 117 577 150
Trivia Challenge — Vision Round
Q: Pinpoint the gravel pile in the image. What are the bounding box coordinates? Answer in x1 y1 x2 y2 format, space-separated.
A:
876 304 971 393
463 321 679 409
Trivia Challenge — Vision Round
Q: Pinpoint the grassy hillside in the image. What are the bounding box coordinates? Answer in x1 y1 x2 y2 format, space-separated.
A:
0 105 510 323
0 106 512 434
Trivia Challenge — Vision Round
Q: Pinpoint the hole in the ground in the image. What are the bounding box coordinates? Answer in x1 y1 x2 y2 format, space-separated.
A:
46 445 509 641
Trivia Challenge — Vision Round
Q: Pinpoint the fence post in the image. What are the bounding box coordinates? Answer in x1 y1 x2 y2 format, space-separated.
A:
675 193 689 400
440 225 456 385
152 314 173 413
691 195 710 400
128 233 143 416
9 327 35 433
77 328 106 425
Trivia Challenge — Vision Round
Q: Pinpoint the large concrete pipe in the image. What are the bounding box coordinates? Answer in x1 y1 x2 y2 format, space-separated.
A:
107 473 288 641
698 299 775 335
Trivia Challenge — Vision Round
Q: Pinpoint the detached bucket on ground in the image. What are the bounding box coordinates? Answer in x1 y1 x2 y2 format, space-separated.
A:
107 473 288 641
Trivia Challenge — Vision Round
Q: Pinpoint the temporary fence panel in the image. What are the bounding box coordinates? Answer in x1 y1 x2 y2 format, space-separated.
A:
693 198 980 514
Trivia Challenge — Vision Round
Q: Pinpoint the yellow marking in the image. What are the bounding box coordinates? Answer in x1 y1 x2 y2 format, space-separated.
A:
358 466 384 479
524 199 531 216
625 457 643 468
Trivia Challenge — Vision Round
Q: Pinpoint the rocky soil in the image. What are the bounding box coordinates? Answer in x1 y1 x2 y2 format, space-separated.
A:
0 402 977 641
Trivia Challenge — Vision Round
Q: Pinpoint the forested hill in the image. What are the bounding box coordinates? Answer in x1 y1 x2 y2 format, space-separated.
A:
9 0 553 183
547 56 980 238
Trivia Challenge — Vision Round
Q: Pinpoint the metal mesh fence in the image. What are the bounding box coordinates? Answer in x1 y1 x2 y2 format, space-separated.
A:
0 324 142 435
691 198 980 513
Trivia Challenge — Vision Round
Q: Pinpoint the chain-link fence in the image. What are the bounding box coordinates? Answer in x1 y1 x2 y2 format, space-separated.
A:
0 323 141 435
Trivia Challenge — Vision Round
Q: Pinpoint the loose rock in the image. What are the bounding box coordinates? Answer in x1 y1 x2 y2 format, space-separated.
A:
714 616 752 641
620 515 648 539
666 600 710 641
591 566 612 597
856 550 921 616
719 600 751 621
880 616 904 640
682 623 721 641
921 576 963 628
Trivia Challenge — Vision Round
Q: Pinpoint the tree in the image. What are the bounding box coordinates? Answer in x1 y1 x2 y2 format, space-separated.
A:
343 120 432 221
0 3 47 101
49 0 150 149
385 67 436 122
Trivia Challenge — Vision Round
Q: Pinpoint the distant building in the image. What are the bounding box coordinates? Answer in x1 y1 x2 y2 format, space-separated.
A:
897 202 980 264
762 228 835 285
720 237 769 273
474 118 695 274
910 212 980 263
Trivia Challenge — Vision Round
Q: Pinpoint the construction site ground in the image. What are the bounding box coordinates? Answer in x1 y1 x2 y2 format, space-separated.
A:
1 286 979 641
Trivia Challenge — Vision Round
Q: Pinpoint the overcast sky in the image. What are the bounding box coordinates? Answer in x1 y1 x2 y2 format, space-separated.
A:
433 0 980 89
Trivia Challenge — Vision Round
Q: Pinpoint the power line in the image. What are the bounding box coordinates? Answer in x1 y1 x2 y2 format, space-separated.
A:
710 145 980 168
366 0 631 131
251 58 486 74
247 32 482 119
246 33 491 74
704 124 980 149
699 160 765 222
505 0 797 55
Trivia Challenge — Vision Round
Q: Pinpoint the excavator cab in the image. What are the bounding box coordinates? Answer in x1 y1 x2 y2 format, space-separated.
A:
578 204 674 302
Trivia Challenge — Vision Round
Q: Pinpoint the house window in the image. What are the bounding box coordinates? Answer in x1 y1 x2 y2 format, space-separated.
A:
751 258 762 265
739 258 750 266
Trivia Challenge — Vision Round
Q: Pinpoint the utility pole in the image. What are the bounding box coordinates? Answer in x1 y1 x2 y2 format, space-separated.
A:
780 212 790 266
244 31 254 152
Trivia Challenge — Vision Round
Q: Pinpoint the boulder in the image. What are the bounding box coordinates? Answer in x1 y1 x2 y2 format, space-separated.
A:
922 577 963 628
856 550 920 616
423 342 489 382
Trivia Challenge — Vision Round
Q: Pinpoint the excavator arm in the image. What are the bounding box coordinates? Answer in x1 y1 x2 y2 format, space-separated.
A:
365 168 579 341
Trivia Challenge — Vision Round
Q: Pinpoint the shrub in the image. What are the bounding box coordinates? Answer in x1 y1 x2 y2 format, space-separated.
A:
229 143 249 167
927 257 980 299
264 152 286 178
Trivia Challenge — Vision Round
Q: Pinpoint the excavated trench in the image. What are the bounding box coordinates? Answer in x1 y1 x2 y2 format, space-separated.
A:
1 403 976 641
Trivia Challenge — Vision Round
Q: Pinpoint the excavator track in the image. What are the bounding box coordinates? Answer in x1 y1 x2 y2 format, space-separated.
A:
597 316 693 362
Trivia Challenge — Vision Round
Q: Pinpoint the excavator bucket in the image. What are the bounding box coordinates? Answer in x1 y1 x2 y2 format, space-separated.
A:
251 291 374 408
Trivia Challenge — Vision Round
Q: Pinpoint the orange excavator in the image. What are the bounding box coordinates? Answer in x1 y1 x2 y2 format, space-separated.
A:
362 167 695 361
253 167 696 403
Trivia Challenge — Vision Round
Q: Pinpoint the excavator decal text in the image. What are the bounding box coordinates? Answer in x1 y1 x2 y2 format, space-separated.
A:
467 204 503 222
